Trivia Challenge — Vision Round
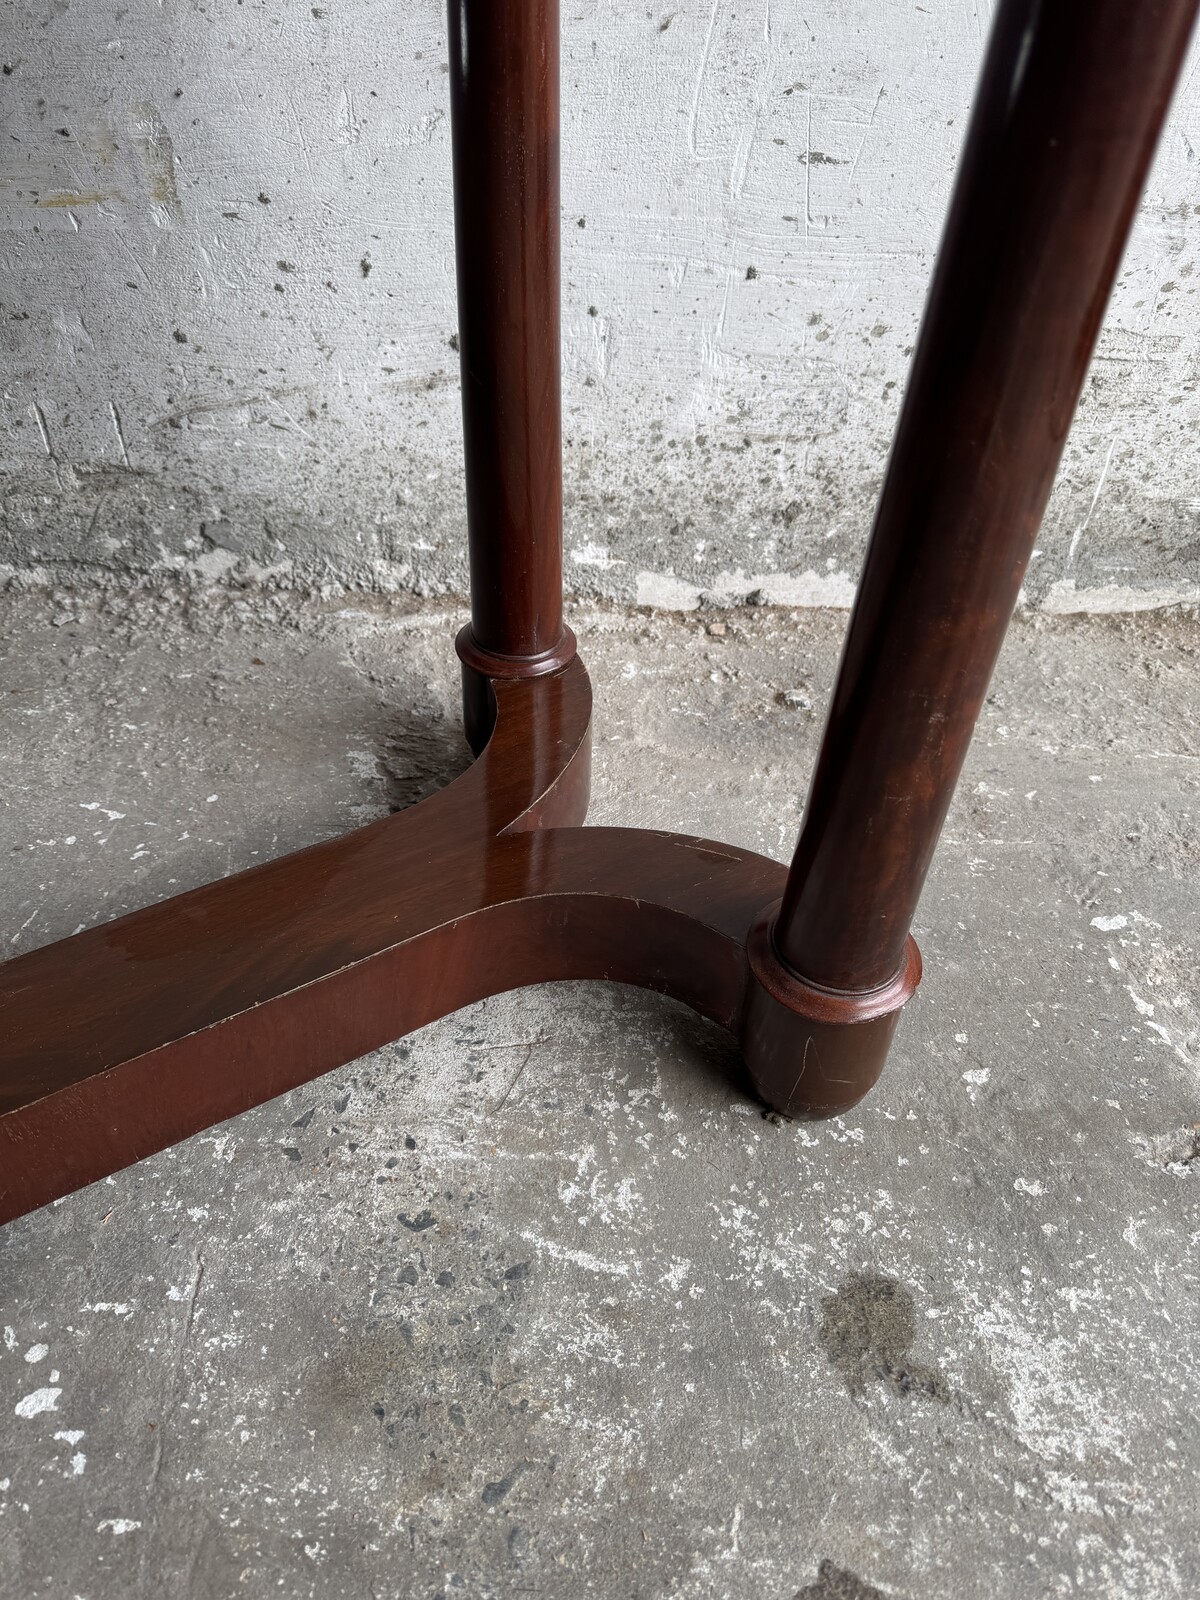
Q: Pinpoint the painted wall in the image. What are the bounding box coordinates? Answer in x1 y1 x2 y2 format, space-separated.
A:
2 1 1200 612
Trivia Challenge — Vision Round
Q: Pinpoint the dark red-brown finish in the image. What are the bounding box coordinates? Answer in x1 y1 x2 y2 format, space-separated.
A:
456 622 578 756
0 660 803 1226
742 906 922 1121
0 644 913 1226
2 0 1194 1230
448 0 565 665
775 0 1199 994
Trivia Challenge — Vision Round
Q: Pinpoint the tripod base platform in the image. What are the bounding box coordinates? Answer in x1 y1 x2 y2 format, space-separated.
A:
0 649 919 1227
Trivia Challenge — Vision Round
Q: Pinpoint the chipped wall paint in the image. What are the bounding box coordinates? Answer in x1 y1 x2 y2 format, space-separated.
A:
1 0 1199 611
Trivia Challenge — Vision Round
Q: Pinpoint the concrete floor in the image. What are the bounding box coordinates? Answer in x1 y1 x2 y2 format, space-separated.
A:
0 586 1198 1599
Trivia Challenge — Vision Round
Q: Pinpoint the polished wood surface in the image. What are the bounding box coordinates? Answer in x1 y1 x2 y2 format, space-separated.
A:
0 813 785 1226
0 659 798 1225
774 0 1200 993
449 0 565 665
3 0 1195 1228
1 661 591 1107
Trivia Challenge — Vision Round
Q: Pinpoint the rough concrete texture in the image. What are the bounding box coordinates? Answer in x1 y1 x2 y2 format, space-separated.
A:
1 586 1198 1598
3 1 1200 611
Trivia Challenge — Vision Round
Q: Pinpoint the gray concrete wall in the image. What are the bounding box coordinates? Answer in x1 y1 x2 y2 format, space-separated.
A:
2 0 1200 612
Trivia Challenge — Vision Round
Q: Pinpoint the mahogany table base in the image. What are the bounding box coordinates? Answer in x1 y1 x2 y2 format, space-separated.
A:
0 643 917 1226
1 0 1195 1228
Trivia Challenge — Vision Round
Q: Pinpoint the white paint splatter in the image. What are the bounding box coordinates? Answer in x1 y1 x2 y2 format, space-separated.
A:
724 1502 743 1557
1044 1469 1103 1517
570 541 624 570
659 1259 692 1292
970 1297 1128 1464
23 1343 48 1363
1091 914 1128 932
15 1387 61 1418
519 1231 633 1279
97 1518 141 1535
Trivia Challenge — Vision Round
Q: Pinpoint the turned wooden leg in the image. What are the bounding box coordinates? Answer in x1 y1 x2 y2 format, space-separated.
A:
740 0 1200 1118
447 0 576 753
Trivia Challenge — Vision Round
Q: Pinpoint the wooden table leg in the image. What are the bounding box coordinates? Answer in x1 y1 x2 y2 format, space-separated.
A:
741 0 1200 1118
1 0 1194 1224
448 0 577 754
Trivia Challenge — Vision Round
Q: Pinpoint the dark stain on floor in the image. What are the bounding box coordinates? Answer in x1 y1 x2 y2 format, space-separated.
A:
818 1270 952 1404
795 1558 888 1598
